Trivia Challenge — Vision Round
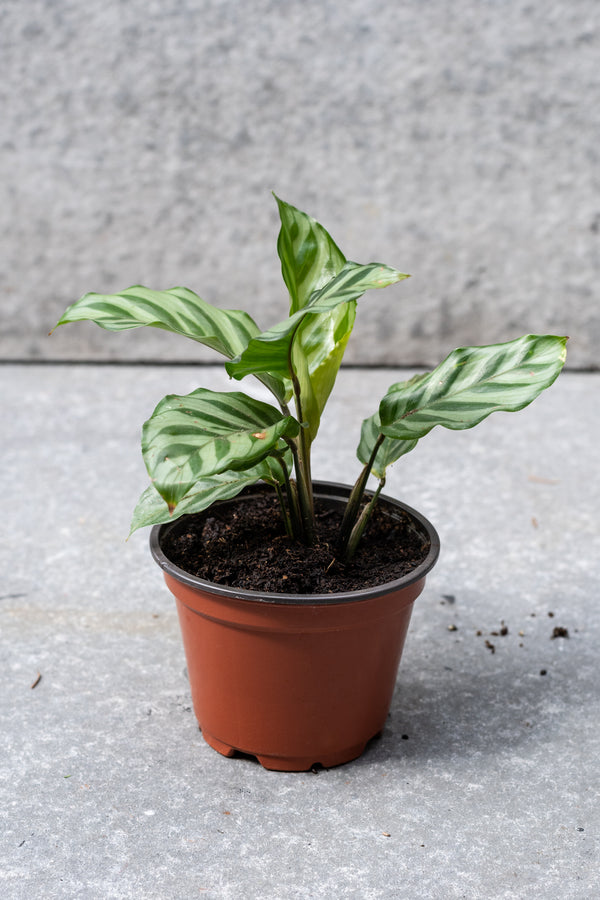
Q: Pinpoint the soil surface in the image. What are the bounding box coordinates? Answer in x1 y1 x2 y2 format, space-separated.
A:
161 490 431 595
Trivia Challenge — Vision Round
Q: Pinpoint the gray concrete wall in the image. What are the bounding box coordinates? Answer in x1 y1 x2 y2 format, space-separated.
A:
2 0 598 368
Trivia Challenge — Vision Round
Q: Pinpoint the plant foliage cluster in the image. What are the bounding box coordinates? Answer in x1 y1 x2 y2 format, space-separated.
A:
54 196 567 559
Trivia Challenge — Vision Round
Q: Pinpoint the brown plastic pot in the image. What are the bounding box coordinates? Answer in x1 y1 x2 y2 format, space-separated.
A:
150 481 439 771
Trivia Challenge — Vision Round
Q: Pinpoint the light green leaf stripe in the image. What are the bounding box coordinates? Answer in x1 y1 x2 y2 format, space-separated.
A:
226 261 409 381
357 413 418 479
142 389 300 509
380 335 568 440
274 194 346 314
129 454 291 535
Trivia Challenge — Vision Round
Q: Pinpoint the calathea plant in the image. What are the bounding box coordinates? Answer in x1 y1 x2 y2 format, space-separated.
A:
53 196 567 561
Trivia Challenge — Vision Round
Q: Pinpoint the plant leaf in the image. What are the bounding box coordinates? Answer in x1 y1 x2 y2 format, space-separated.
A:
53 285 289 403
357 413 419 479
379 335 568 440
130 474 262 535
54 285 259 356
225 261 409 381
273 196 356 440
309 260 409 307
129 455 291 535
273 194 346 314
292 300 357 441
142 388 300 510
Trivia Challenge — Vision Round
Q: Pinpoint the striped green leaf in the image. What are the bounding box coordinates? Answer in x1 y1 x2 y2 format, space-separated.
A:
226 261 409 381
308 260 409 312
129 455 291 535
357 413 418 479
292 301 357 441
273 194 346 314
274 195 356 439
380 335 568 440
142 389 300 510
54 285 259 356
53 285 289 403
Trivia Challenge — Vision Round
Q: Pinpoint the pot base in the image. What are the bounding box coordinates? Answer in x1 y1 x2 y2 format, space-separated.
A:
201 728 381 772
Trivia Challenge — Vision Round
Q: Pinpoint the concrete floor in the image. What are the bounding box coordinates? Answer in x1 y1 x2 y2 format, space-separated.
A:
1 364 598 899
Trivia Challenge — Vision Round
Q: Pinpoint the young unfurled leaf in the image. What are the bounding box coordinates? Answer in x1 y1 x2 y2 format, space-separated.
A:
142 389 299 510
379 335 568 440
274 195 356 440
292 302 357 442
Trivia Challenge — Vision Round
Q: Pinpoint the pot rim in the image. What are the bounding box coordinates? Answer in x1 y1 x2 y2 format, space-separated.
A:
150 480 440 606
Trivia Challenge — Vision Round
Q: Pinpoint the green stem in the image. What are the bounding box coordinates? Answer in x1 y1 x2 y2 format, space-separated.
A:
274 482 293 538
273 453 302 540
289 369 315 545
338 433 385 552
343 477 386 562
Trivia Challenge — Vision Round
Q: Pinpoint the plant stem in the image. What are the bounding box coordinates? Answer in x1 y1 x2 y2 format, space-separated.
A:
289 369 315 545
274 482 293 538
338 433 385 553
295 440 315 544
342 477 386 562
273 453 302 540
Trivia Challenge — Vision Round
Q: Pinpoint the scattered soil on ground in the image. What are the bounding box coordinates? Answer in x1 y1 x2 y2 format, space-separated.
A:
161 490 430 594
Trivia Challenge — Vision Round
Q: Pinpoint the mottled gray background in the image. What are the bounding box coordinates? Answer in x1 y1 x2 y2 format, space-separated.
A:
2 0 598 367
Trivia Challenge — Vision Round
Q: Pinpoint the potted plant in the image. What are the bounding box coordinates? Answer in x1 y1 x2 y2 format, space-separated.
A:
53 195 567 770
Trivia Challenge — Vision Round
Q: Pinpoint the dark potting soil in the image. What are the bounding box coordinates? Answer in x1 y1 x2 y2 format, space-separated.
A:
161 491 430 594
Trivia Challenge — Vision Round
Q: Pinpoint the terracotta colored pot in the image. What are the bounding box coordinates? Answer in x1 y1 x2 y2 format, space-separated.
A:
150 482 439 771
